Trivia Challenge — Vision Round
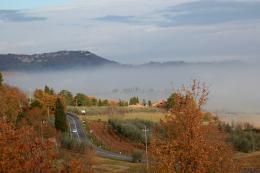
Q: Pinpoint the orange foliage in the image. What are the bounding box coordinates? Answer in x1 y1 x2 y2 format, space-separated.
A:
61 150 95 173
25 107 57 139
0 118 95 173
0 85 28 121
0 118 58 173
0 83 95 173
34 89 58 115
150 80 240 173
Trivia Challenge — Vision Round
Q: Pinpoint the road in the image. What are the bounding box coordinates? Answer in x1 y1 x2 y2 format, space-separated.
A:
67 112 132 161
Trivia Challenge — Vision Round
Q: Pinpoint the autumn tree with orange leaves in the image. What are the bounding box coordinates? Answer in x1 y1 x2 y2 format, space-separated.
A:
34 88 58 115
0 85 28 122
0 118 58 173
0 117 94 173
150 80 240 173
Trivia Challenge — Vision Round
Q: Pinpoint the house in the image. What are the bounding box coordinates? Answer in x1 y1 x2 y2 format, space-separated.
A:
152 100 167 108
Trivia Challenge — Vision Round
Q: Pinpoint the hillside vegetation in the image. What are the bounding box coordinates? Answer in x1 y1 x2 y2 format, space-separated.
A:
0 72 95 172
108 118 154 144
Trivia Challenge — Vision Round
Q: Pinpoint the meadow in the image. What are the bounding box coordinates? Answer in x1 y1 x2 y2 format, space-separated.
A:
68 106 165 122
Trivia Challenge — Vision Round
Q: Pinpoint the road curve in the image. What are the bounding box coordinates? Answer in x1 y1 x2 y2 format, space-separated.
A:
67 112 132 161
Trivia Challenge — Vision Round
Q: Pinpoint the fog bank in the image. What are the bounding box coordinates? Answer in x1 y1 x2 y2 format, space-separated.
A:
4 63 260 113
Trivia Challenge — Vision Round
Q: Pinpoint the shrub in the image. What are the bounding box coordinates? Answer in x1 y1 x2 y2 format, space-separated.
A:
132 150 143 163
60 133 89 153
108 118 154 144
231 133 252 152
219 122 260 153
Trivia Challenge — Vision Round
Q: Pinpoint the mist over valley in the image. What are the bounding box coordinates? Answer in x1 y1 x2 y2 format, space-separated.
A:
3 52 259 114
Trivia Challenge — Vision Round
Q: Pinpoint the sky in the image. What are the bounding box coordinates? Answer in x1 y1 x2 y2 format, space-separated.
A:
0 0 260 64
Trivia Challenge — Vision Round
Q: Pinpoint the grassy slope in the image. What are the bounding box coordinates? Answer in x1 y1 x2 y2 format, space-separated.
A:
93 156 144 173
235 151 260 169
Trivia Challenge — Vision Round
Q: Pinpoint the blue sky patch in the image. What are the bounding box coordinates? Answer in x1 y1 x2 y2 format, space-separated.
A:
0 10 46 22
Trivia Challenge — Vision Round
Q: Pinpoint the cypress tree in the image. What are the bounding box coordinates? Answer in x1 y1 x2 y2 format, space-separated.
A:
54 98 68 132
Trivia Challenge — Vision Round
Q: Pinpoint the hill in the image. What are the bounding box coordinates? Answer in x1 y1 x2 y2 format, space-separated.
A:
0 50 119 71
0 50 243 71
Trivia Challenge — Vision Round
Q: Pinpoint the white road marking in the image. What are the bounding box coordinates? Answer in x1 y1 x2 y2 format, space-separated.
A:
69 115 81 142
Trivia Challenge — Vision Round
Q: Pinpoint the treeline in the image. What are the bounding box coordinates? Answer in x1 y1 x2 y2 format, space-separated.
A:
43 88 110 107
59 89 152 107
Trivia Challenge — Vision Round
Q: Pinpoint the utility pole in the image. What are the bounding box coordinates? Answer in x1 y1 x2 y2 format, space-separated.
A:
47 107 50 118
75 98 78 108
28 88 32 104
250 128 255 152
41 120 45 143
19 100 23 112
143 125 149 173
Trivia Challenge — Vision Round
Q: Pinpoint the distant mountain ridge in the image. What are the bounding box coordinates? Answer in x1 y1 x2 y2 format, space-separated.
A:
0 50 119 71
138 60 242 67
0 50 242 71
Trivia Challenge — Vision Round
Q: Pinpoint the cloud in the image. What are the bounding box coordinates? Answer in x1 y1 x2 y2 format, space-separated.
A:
92 1 260 27
0 10 46 22
94 15 136 23
161 0 260 26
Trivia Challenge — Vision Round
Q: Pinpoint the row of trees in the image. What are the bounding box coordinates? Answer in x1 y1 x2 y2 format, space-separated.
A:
33 87 105 108
60 89 152 107
128 96 152 106
59 90 109 106
36 86 154 108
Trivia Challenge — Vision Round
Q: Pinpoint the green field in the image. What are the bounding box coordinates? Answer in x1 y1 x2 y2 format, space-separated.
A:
68 106 166 123
80 112 165 123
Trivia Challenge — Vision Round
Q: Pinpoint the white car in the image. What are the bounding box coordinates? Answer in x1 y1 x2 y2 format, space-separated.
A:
72 129 77 133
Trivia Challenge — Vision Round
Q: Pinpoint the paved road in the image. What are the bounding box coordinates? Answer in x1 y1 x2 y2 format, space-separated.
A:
67 112 132 161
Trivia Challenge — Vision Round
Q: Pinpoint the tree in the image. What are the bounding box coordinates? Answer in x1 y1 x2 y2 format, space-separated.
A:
44 85 54 95
102 99 109 106
97 99 102 106
30 100 42 109
150 80 240 173
166 93 182 109
90 98 97 106
0 72 3 86
75 93 87 106
0 83 94 172
129 96 139 105
0 118 58 172
34 89 57 115
55 98 68 132
142 99 147 106
148 100 152 107
0 85 28 122
60 90 74 106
